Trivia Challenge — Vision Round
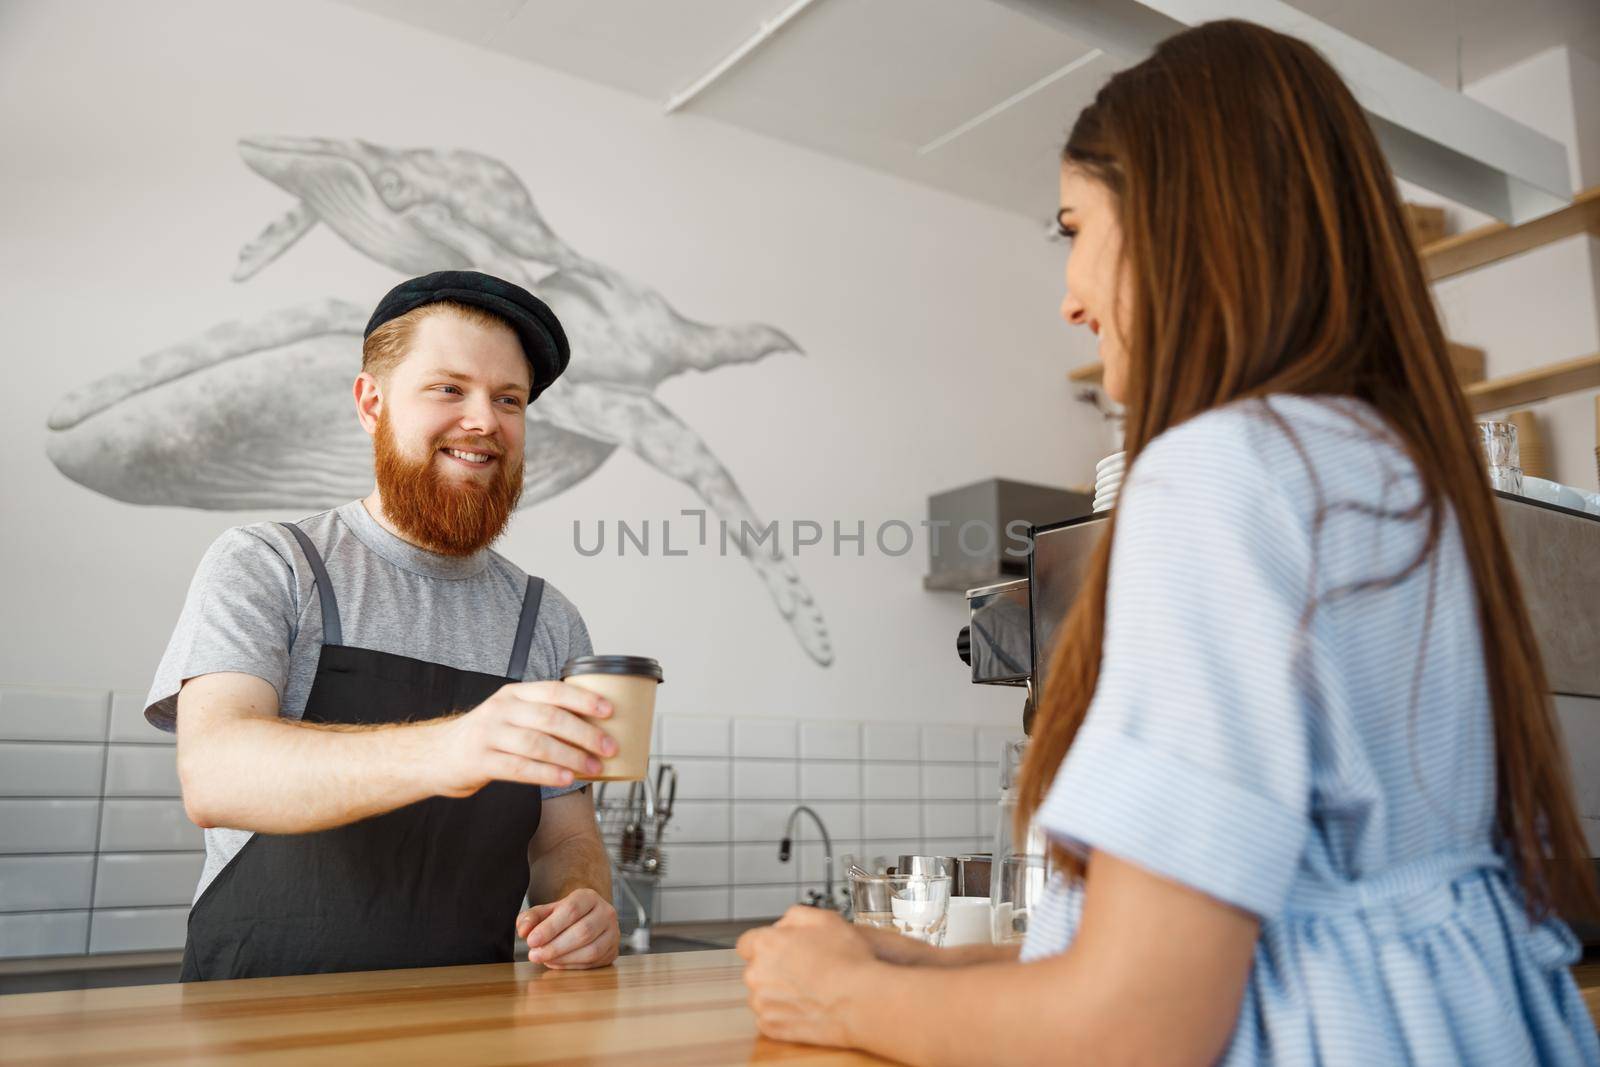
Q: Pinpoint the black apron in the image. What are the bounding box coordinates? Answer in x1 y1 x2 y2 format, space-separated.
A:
180 522 547 981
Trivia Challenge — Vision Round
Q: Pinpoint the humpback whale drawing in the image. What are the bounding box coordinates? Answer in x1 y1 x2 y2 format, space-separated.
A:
47 137 833 666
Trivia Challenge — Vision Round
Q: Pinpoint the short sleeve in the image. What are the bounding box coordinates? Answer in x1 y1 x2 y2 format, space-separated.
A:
563 605 594 668
1036 415 1318 918
143 528 298 733
536 583 594 802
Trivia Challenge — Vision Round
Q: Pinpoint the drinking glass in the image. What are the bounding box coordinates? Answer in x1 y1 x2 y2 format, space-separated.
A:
849 871 951 945
1488 466 1525 494
1476 421 1524 495
991 741 1047 869
991 854 1050 946
1477 420 1520 469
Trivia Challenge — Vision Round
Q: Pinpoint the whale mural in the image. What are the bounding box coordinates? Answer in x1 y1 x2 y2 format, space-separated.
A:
46 137 833 667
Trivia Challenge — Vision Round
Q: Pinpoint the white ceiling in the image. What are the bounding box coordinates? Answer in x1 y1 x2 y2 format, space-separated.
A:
334 0 1600 222
1290 0 1600 90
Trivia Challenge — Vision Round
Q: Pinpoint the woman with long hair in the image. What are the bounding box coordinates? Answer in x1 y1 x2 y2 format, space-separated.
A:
737 20 1600 1065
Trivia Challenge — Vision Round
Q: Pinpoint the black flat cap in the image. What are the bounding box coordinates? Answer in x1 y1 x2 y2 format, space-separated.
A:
364 270 570 400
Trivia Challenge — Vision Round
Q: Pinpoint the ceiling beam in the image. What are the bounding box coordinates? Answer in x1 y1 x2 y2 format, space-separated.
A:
991 0 1574 223
918 49 1105 156
663 0 825 115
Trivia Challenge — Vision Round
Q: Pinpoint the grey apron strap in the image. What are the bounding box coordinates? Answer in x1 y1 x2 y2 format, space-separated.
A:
506 577 546 679
278 523 342 648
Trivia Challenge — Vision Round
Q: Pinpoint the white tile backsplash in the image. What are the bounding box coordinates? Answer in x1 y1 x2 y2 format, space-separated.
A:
922 838 988 859
109 692 170 745
88 906 188 954
0 684 1041 959
921 763 978 800
98 800 203 852
661 801 730 844
658 716 731 757
799 721 860 760
657 843 730 887
732 843 797 886
859 840 922 866
862 723 919 762
660 757 730 801
0 743 105 797
863 802 921 840
978 801 1000 838
976 727 1025 769
0 688 107 743
658 887 731 923
792 801 862 842
732 885 802 920
799 761 860 800
862 762 920 800
0 910 89 958
0 856 94 912
104 745 180 797
920 726 976 763
733 719 797 759
797 840 860 885
731 801 795 843
922 801 977 839
0 800 100 854
93 852 204 908
732 760 797 800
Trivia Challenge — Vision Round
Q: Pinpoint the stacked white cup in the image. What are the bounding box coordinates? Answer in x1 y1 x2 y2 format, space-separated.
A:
1094 451 1126 512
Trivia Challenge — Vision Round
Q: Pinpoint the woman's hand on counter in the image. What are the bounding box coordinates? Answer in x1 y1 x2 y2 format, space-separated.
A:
736 906 879 1048
517 888 620 969
856 923 1020 968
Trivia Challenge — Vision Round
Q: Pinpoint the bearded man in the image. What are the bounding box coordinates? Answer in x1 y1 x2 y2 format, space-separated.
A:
146 271 621 981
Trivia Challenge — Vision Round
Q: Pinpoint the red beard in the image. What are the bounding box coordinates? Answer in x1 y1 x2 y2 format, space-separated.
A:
373 411 523 557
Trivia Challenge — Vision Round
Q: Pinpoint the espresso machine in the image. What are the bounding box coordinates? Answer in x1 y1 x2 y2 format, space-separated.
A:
957 511 1108 733
955 495 1600 936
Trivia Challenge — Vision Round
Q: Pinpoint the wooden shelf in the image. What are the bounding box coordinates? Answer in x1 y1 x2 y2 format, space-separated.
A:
1069 351 1599 414
1067 343 1485 388
1466 351 1600 414
1065 189 1600 413
1422 185 1600 281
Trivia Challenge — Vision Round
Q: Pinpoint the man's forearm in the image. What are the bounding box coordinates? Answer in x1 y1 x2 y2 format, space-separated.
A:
181 716 442 834
527 820 613 906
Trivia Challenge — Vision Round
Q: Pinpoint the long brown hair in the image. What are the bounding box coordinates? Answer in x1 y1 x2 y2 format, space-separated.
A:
1017 20 1598 921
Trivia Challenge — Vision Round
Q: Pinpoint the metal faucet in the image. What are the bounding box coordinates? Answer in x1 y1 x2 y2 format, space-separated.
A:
778 805 839 910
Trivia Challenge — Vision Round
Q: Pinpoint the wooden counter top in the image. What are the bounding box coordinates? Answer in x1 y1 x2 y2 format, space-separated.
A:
3 951 1597 1065
0 949 890 1066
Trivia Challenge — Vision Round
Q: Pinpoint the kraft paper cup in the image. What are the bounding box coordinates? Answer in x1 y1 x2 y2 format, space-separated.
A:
560 655 663 781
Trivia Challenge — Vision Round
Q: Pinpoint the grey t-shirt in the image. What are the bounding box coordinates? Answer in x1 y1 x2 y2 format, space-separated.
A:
146 500 593 903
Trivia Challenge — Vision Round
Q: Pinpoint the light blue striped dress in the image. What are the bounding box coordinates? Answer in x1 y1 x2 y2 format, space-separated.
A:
1020 395 1599 1065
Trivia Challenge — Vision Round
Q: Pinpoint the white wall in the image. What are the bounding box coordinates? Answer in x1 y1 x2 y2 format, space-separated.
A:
1404 46 1600 492
0 0 1101 729
5 2 1590 738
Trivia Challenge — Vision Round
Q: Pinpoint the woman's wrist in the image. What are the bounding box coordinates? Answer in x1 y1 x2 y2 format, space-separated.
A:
936 942 1021 967
835 954 890 1049
861 925 939 966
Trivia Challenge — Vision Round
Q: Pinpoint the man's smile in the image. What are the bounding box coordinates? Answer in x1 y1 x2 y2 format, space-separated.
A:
440 447 498 469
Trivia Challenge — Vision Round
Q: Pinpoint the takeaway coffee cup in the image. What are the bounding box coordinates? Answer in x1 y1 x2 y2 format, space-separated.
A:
560 655 664 781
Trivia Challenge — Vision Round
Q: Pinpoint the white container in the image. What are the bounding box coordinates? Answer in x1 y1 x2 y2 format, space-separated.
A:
1520 476 1590 512
944 896 993 947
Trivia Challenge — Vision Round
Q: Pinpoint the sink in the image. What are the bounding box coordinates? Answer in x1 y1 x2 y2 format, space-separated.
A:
618 918 771 955
617 934 725 955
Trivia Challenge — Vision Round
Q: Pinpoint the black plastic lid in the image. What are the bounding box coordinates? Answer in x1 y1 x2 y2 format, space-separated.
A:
561 655 664 683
